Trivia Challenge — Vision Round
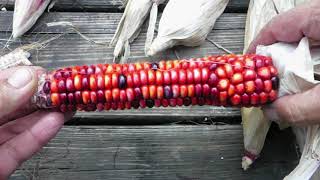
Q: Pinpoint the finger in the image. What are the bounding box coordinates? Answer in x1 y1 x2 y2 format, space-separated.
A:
264 85 320 126
0 67 39 124
247 4 320 53
0 112 66 178
0 111 44 144
0 111 73 145
0 66 44 81
2 101 38 122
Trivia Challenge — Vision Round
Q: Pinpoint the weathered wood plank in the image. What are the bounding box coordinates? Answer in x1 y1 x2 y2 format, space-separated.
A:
69 107 241 125
10 125 298 180
0 12 246 33
0 0 249 12
0 11 245 69
0 29 244 69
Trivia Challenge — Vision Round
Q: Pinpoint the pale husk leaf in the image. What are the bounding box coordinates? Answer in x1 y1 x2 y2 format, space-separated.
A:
110 0 165 62
13 0 51 39
147 0 229 56
241 0 277 170
241 0 306 170
257 37 320 180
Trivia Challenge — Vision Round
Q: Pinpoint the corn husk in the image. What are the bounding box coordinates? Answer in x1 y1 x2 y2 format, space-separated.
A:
12 0 51 38
146 0 229 57
257 37 320 180
0 49 32 70
242 0 279 170
241 0 307 170
244 0 320 179
110 0 165 62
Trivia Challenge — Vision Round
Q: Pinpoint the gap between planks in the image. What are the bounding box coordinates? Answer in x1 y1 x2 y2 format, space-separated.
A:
10 125 298 180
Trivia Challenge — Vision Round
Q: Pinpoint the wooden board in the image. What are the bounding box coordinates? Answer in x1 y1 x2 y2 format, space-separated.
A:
0 0 249 13
10 125 298 180
0 12 245 69
0 12 246 32
70 106 241 125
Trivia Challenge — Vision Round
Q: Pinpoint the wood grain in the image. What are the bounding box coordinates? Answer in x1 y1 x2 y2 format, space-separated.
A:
0 12 245 70
10 125 298 180
0 0 249 12
0 12 246 33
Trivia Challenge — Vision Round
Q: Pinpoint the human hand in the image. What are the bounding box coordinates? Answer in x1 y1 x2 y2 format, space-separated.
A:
0 67 72 179
247 0 320 53
247 1 320 126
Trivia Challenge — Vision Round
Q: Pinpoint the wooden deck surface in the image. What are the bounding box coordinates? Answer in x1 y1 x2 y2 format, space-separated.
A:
11 125 298 180
0 0 300 179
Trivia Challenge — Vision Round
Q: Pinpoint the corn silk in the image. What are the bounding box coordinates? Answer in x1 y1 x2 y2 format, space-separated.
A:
110 0 165 63
12 0 51 38
146 0 229 57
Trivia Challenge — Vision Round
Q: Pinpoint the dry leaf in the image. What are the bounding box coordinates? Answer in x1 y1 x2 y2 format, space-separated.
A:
13 0 51 38
147 0 229 56
110 0 165 62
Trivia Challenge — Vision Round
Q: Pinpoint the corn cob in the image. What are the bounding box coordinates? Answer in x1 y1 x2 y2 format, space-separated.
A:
33 54 279 112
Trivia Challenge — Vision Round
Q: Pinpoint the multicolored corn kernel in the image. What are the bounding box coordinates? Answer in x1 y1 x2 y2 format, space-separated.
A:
41 54 279 112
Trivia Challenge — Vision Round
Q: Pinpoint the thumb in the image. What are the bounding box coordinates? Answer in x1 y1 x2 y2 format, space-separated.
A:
0 67 38 123
264 85 320 126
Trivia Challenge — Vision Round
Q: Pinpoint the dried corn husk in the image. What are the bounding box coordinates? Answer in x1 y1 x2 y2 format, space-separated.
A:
0 49 32 70
12 0 51 38
110 0 165 62
241 0 307 170
258 37 320 180
244 0 320 179
242 0 279 170
146 0 229 57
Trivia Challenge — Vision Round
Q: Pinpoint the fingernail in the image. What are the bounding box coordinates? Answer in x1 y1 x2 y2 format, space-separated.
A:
7 68 33 88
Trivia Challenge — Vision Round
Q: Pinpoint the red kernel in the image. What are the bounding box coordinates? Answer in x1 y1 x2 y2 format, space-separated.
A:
105 90 112 102
264 80 272 93
141 86 149 99
104 74 112 89
170 69 179 84
217 79 230 91
187 69 194 84
74 75 82 91
163 71 171 85
157 86 164 99
201 68 209 83
140 70 148 86
156 71 163 85
112 88 120 102
89 75 97 91
149 85 156 99
257 67 271 80
178 69 187 84
119 90 127 102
